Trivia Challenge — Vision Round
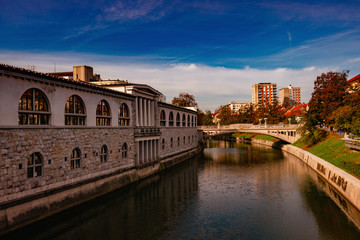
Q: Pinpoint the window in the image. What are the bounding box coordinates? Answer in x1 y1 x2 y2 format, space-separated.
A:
170 137 173 148
177 137 180 147
71 148 81 169
96 100 111 126
160 110 166 126
176 113 180 127
183 136 186 145
162 138 165 150
187 115 190 127
19 88 50 125
182 114 186 127
122 143 128 158
27 152 42 178
169 112 174 126
191 116 194 127
119 103 130 126
195 116 197 126
100 145 108 163
65 95 86 125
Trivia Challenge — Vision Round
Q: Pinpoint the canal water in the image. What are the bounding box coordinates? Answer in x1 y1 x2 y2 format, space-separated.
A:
3 140 360 240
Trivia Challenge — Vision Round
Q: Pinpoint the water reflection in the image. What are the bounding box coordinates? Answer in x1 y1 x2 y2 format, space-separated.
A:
3 140 360 240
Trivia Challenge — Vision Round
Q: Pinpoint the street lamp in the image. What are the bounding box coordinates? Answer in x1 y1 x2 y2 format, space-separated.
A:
264 118 268 127
259 119 262 125
217 119 221 129
288 117 291 125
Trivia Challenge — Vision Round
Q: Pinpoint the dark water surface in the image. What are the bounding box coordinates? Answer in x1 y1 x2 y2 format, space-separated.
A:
3 140 360 240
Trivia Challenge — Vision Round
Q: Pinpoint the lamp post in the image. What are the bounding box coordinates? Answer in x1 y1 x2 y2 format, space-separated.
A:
217 119 221 129
259 119 262 125
288 117 291 125
264 118 268 127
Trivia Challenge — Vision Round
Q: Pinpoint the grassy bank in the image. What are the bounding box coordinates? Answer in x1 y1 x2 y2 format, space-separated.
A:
232 133 279 142
293 131 360 179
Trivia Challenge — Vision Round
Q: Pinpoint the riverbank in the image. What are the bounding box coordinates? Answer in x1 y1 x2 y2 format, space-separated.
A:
234 133 360 214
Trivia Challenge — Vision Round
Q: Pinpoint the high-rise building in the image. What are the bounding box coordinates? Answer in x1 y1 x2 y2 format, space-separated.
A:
252 83 277 106
279 85 301 106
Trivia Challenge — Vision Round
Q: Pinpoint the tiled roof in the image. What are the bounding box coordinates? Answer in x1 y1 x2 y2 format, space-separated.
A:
348 73 360 83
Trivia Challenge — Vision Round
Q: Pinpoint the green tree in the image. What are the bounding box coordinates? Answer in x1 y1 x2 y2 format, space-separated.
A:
202 110 214 125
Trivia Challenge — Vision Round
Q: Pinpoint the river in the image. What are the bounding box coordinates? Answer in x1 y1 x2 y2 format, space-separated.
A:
3 140 360 240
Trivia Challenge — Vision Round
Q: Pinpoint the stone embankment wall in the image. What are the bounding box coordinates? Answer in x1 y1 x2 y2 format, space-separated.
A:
0 126 201 234
249 138 360 213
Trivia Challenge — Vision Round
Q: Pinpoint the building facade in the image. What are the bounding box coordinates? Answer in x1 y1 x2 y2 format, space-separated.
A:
251 83 277 106
279 85 301 106
228 101 252 113
0 64 201 233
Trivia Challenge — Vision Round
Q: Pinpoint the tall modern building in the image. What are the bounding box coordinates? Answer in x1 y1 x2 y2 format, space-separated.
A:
252 83 277 106
279 85 301 106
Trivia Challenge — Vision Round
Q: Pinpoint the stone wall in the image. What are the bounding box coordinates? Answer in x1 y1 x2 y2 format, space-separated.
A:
0 127 135 204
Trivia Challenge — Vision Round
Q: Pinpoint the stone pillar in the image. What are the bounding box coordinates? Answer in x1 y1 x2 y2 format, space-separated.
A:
149 140 152 162
135 97 139 127
139 98 143 127
147 100 151 127
136 141 140 165
141 141 144 164
156 139 159 160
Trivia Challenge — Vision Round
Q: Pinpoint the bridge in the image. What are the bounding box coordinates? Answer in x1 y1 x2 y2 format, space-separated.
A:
198 123 301 144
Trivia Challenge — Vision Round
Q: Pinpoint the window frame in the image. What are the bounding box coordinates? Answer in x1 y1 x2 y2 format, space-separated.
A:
96 100 111 126
27 152 43 178
65 95 86 126
119 103 130 126
160 110 166 126
18 88 50 125
169 111 174 126
122 143 128 158
176 113 180 127
100 145 108 163
71 148 81 169
182 114 186 127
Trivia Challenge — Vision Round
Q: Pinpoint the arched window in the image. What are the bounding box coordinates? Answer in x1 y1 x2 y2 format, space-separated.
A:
177 137 180 147
100 145 108 163
27 152 42 178
65 95 86 125
182 114 186 127
195 116 197 126
71 148 81 169
183 136 186 145
96 100 111 126
162 138 165 150
119 103 130 126
187 115 190 127
160 110 166 126
191 116 194 127
19 88 50 125
122 143 128 158
176 113 180 127
169 112 174 126
170 137 173 148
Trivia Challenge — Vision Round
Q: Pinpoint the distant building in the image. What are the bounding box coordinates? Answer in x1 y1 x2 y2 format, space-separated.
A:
279 85 301 106
228 101 251 113
348 74 360 89
252 83 277 106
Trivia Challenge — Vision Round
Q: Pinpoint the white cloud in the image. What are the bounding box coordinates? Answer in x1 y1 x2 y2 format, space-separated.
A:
0 50 334 111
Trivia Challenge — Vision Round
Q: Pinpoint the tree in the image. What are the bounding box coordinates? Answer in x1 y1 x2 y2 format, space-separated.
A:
307 71 348 126
202 110 214 125
172 92 198 107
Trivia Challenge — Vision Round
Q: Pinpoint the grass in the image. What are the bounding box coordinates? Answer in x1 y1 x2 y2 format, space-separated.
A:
253 135 277 142
293 132 360 179
232 132 279 142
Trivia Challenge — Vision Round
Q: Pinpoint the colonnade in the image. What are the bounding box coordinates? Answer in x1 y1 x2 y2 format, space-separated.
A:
136 138 159 165
136 97 155 127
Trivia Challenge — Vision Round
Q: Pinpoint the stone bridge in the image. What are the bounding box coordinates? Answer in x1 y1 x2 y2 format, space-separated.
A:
198 123 301 144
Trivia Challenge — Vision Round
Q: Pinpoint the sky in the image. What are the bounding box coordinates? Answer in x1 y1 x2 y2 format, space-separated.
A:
1 0 360 111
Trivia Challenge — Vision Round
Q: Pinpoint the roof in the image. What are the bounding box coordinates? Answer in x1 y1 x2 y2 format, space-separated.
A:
0 64 135 100
348 73 360 83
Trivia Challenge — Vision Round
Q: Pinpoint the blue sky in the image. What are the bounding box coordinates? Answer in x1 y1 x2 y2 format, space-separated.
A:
1 0 360 110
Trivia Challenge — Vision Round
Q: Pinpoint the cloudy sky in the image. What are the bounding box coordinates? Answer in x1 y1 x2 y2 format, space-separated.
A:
1 0 360 111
